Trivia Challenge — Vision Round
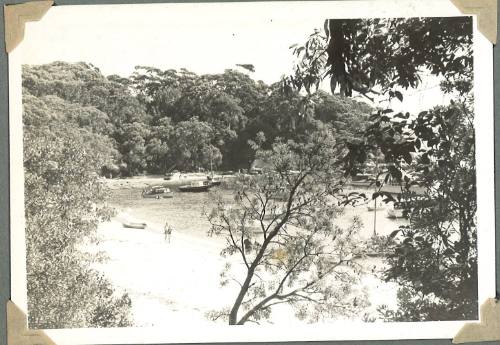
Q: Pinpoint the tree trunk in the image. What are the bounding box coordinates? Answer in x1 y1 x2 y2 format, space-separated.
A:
228 220 285 324
227 175 304 324
228 265 256 324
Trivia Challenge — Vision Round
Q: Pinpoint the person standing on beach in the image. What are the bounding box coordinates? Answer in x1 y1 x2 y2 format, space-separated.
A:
164 221 173 243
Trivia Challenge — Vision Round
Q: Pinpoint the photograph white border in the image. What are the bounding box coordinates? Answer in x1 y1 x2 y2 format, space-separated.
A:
9 0 496 344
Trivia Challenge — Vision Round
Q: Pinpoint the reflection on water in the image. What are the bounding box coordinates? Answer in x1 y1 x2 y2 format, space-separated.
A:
109 186 408 240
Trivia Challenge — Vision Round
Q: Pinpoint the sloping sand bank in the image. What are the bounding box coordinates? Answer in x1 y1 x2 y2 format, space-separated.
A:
93 216 233 327
91 212 398 326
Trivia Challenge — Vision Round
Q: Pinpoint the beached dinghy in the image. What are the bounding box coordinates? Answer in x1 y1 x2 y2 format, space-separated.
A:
122 222 147 229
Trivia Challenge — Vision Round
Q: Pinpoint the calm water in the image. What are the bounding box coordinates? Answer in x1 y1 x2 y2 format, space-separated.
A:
108 185 407 240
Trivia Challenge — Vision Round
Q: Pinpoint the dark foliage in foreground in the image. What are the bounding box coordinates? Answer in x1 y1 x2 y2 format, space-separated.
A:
291 16 477 320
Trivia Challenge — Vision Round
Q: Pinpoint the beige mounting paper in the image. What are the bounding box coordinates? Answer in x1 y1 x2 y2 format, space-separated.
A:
2 0 496 52
450 0 497 43
453 298 500 343
7 300 57 345
4 0 53 53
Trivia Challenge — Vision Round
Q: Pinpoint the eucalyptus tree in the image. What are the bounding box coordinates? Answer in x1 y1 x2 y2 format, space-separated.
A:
207 124 368 324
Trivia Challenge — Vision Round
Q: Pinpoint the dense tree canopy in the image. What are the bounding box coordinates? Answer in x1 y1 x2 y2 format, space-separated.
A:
24 62 372 174
291 16 477 320
24 117 132 328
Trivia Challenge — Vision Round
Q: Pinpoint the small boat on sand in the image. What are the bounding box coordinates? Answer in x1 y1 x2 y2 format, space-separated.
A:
178 180 212 193
122 222 147 229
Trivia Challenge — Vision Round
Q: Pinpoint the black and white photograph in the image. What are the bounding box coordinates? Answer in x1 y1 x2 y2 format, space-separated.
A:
8 1 496 343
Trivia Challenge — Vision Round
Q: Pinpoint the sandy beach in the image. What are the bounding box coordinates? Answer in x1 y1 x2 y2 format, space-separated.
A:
87 178 400 326
92 217 234 326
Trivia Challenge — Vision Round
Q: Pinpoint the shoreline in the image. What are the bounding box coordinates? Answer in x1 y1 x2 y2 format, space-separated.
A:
91 211 398 327
109 210 225 250
93 216 232 327
104 173 236 190
87 177 400 326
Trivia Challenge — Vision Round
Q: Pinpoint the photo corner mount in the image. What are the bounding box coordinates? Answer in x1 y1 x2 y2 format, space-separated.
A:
453 298 500 343
7 300 57 345
450 0 497 44
4 0 53 54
